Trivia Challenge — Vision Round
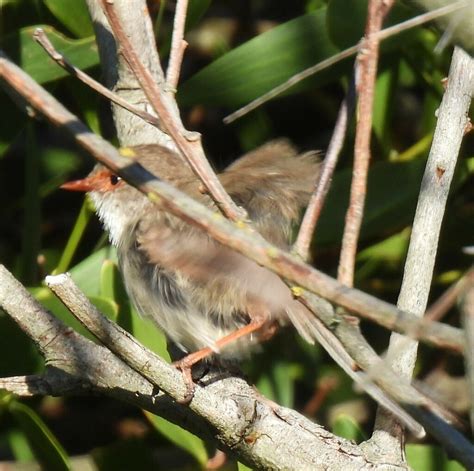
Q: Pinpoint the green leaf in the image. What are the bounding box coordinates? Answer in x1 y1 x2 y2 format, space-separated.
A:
178 8 342 107
145 411 208 467
54 198 93 275
331 414 366 442
0 25 99 84
8 400 70 471
7 428 35 462
406 444 464 471
44 0 94 37
69 246 117 297
88 296 119 322
237 462 253 471
122 308 170 361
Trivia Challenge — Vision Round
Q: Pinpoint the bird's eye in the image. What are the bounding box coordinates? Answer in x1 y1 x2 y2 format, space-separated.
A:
110 174 121 186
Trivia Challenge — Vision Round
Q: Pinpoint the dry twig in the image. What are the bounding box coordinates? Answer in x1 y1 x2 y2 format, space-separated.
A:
338 0 395 287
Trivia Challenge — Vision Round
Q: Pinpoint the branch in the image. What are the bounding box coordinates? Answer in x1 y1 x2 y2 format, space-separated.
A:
338 0 394 287
0 50 465 355
0 264 396 470
294 74 356 260
32 28 161 128
166 0 189 89
370 46 474 461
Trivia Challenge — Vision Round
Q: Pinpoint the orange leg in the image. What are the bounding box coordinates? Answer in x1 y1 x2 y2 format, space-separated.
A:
173 318 270 403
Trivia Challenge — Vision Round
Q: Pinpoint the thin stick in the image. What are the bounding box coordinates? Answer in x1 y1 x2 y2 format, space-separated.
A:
0 50 465 354
100 0 245 221
338 0 394 287
223 0 469 124
32 28 161 128
294 74 356 260
166 0 189 89
425 268 473 321
371 46 474 459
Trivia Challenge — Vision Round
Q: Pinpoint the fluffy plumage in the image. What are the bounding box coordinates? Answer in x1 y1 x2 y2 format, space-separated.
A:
88 140 321 359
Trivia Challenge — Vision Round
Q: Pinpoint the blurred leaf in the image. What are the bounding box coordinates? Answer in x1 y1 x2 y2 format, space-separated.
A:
88 296 119 322
69 246 117 297
145 411 208 467
7 428 35 462
122 308 170 361
44 0 94 37
237 462 253 471
186 0 212 31
271 361 295 408
19 124 40 285
54 198 93 274
40 147 82 178
178 9 342 107
92 438 156 471
0 311 42 375
316 159 426 246
9 400 70 471
406 444 464 471
1 25 98 84
331 414 366 442
357 228 410 263
327 0 416 50
373 65 398 153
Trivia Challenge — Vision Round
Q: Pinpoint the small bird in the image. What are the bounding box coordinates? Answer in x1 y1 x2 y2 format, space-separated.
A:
62 140 321 369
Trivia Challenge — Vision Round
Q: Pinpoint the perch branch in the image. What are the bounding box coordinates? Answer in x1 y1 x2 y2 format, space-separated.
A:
0 265 378 470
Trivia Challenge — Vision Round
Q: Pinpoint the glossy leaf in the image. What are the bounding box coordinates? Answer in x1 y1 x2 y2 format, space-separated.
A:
44 0 94 37
178 9 342 107
1 25 98 84
9 400 70 471
145 411 208 467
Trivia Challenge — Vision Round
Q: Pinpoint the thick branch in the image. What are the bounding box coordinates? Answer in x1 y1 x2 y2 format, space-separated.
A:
0 265 392 470
371 46 474 459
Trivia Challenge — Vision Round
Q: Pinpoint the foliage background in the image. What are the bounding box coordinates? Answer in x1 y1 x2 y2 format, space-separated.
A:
0 0 472 469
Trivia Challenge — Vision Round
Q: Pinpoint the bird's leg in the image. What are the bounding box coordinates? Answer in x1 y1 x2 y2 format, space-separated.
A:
173 304 276 403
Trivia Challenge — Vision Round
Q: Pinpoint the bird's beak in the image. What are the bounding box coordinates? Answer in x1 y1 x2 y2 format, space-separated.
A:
60 177 96 192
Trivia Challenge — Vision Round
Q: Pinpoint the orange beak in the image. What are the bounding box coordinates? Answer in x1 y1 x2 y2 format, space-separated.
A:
60 169 114 192
60 177 96 192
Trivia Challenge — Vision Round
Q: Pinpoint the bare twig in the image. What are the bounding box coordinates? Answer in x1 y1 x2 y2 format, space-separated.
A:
461 270 474 434
224 0 469 124
0 50 465 354
100 0 245 221
166 0 189 89
32 28 161 128
338 0 394 287
370 46 474 460
294 75 356 260
425 268 473 321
